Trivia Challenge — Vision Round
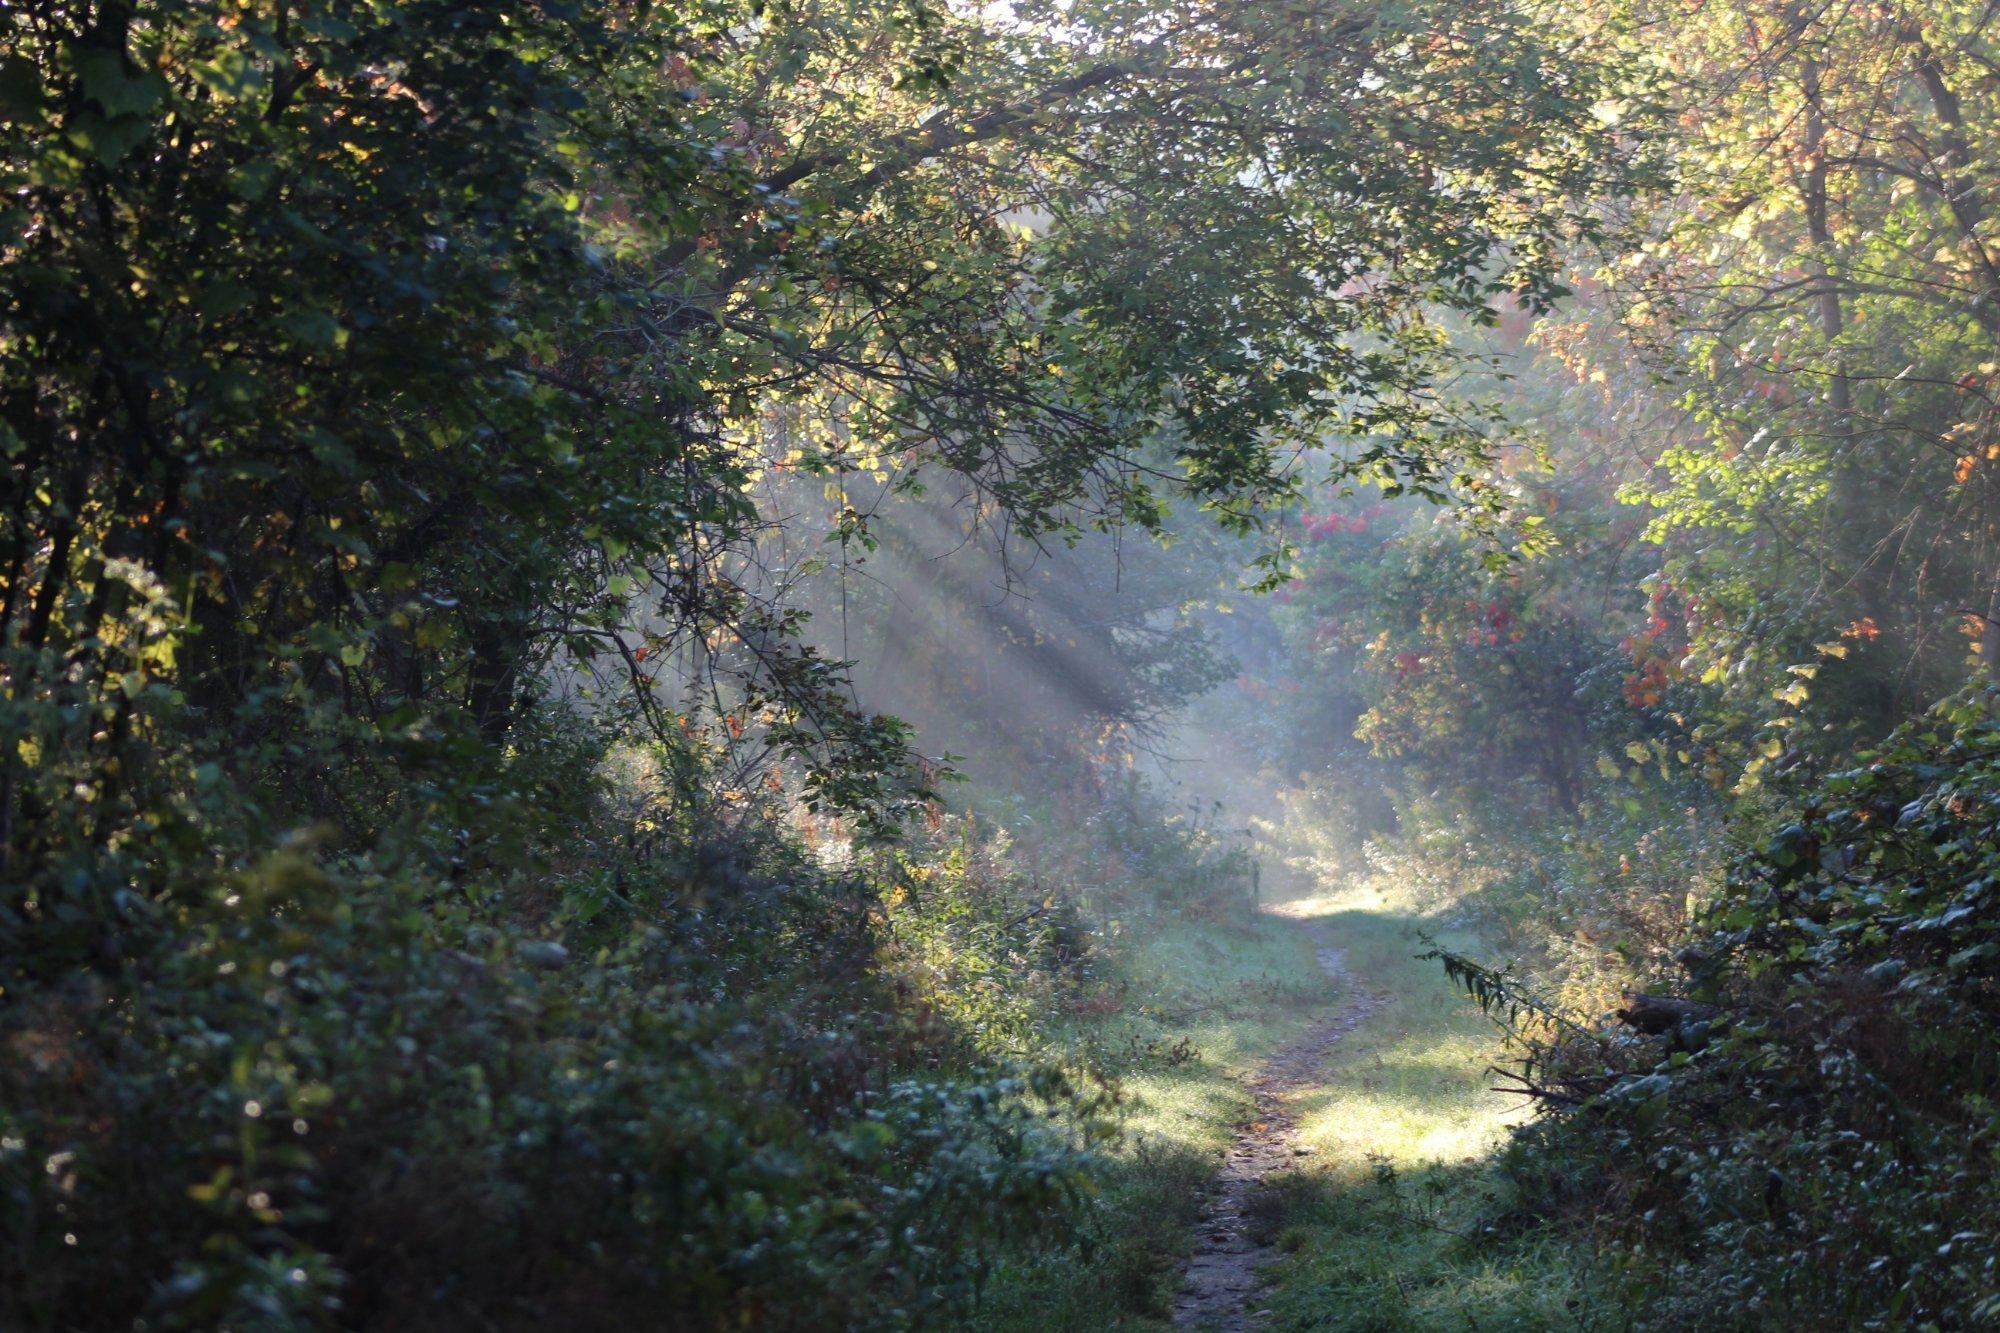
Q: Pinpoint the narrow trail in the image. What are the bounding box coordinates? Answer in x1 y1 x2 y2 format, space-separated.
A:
1172 916 1389 1331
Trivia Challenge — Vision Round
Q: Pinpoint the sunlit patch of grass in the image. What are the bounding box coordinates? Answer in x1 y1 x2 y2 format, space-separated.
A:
1285 895 1522 1176
976 876 1617 1331
1258 882 1617 1332
974 909 1330 1330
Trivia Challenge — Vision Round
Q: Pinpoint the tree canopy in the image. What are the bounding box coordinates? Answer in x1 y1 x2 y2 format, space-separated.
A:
12 0 2000 1326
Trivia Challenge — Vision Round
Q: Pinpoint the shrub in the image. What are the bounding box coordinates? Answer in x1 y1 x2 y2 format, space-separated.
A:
0 741 1116 1331
1488 688 2000 1326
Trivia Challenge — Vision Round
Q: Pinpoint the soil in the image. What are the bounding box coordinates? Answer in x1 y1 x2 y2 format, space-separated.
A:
1171 918 1390 1331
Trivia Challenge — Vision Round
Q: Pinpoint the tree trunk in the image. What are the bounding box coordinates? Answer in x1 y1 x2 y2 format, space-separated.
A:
468 618 524 747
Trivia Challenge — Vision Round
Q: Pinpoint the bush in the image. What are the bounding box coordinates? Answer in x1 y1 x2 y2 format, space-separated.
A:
1490 687 2000 1326
0 732 1118 1331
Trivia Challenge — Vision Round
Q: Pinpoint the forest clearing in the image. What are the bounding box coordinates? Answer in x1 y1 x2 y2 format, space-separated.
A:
8 0 2000 1328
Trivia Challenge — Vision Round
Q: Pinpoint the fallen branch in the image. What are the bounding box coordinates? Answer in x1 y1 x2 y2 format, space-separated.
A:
1617 993 1723 1035
1488 1063 1586 1107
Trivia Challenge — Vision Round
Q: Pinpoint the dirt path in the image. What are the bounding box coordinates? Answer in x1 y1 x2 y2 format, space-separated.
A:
1172 918 1388 1331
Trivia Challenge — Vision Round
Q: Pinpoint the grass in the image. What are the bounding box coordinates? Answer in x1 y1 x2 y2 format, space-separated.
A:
977 874 1618 1331
973 906 1333 1330
1254 880 1620 1332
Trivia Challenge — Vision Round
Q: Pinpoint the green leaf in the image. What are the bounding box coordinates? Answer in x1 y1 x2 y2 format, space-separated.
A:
280 309 346 348
65 110 152 166
77 51 166 118
228 159 278 201
0 54 43 122
197 281 254 320
1947 943 1995 972
192 48 268 102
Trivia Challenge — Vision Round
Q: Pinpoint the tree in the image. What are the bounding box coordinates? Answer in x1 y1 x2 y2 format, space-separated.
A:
0 0 1630 953
1589 0 2000 735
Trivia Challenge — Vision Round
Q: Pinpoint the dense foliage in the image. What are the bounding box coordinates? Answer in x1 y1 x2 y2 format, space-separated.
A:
3 787 1116 1328
1208 1 2000 1324
1482 692 2000 1324
0 0 1632 1326
11 0 2000 1325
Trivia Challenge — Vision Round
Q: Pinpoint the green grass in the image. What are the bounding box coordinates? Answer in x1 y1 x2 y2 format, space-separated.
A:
1254 882 1618 1332
973 908 1333 1330
977 878 1617 1331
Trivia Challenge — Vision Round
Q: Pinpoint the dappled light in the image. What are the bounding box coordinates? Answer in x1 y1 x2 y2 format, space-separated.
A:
7 0 2000 1328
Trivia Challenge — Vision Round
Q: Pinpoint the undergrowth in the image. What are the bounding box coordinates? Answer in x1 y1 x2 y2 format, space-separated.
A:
1303 687 2000 1326
1478 688 2000 1326
0 701 1271 1331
